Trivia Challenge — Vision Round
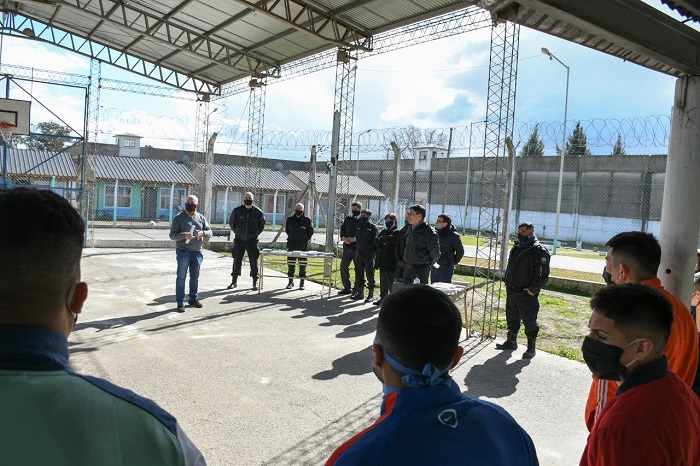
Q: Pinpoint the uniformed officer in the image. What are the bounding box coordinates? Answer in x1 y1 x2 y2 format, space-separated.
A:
496 222 550 358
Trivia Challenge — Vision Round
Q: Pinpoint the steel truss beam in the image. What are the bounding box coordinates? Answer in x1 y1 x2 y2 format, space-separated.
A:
244 78 266 193
8 0 281 80
233 0 372 51
0 14 218 94
218 6 492 98
470 20 519 341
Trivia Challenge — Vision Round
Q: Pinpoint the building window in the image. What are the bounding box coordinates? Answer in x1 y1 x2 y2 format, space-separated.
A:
419 150 428 160
160 187 187 210
432 151 438 158
105 185 132 208
123 138 136 148
263 193 286 215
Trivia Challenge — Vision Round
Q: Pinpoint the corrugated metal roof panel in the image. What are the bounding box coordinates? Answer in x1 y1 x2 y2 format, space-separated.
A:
11 0 472 89
287 170 385 198
90 155 198 184
201 164 300 191
7 149 77 178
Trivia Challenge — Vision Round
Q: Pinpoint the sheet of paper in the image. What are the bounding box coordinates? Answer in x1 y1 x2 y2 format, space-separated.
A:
185 224 196 244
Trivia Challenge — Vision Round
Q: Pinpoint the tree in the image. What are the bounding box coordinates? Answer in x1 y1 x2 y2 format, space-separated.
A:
520 125 545 156
565 121 591 156
23 121 72 152
611 133 626 155
0 131 23 149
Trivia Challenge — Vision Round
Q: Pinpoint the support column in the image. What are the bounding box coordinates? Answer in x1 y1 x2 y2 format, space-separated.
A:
332 49 357 217
659 75 700 302
245 79 266 195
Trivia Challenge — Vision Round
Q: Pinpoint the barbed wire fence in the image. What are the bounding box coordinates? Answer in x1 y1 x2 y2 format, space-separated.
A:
68 105 676 282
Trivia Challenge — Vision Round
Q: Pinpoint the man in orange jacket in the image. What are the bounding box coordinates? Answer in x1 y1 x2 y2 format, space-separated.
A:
585 231 699 431
580 284 700 465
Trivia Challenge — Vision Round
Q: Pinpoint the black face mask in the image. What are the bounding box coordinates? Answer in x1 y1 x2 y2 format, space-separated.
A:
517 234 529 243
581 336 638 381
295 209 303 217
185 203 196 212
360 216 369 223
351 209 360 217
244 199 253 206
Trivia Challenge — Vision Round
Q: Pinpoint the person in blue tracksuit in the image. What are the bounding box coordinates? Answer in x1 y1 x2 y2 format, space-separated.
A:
326 285 538 466
0 188 206 466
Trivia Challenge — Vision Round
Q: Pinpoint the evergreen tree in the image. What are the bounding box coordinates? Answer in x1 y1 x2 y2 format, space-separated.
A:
611 133 626 155
565 121 591 156
23 121 72 152
520 125 545 156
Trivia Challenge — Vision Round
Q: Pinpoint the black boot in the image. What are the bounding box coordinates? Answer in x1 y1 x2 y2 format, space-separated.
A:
299 279 305 290
252 278 258 291
495 331 518 350
286 278 294 289
227 276 238 289
522 338 537 359
351 288 365 300
364 288 374 303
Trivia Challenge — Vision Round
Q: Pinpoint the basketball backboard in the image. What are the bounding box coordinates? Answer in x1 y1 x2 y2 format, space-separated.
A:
0 98 30 135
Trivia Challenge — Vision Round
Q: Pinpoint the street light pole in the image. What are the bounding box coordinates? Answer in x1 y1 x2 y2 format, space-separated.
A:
542 47 569 255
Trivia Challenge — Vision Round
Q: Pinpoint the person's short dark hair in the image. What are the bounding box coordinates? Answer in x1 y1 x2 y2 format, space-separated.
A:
361 208 372 218
590 283 673 355
409 204 426 220
377 285 462 371
518 222 534 231
351 202 362 209
605 231 661 278
384 213 397 221
437 213 452 226
0 188 84 319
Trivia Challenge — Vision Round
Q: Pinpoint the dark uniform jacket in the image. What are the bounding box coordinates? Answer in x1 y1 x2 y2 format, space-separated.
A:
403 222 440 267
504 236 550 295
374 226 399 270
395 225 408 266
355 220 379 258
340 214 361 250
437 224 465 266
285 214 313 251
229 205 265 241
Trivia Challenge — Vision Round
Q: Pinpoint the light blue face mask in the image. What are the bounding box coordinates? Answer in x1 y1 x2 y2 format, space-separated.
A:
372 339 451 397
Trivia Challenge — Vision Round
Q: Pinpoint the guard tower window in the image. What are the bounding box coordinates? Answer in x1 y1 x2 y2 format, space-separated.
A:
432 151 437 158
123 138 136 148
419 150 428 160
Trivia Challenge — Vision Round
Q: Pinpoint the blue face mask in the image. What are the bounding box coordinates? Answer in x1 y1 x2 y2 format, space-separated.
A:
371 339 451 396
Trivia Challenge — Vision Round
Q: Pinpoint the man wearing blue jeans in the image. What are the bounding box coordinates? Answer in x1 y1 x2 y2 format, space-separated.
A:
169 195 212 311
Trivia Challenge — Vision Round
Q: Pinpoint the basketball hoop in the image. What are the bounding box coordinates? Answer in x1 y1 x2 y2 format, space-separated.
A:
0 121 16 145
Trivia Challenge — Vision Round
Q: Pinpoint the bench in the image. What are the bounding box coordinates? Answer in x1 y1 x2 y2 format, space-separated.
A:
211 228 231 240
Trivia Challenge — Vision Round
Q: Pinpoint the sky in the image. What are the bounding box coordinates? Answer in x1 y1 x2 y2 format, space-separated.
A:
0 1 691 161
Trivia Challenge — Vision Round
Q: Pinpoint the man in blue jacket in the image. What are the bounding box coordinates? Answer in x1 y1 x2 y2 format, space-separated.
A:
0 188 206 466
326 285 538 466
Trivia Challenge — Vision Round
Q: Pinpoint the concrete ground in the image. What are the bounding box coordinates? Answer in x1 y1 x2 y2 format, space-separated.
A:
70 248 591 466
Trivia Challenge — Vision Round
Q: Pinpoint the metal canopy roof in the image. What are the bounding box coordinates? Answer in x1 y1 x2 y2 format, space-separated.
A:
466 0 700 77
0 0 470 94
2 0 698 95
